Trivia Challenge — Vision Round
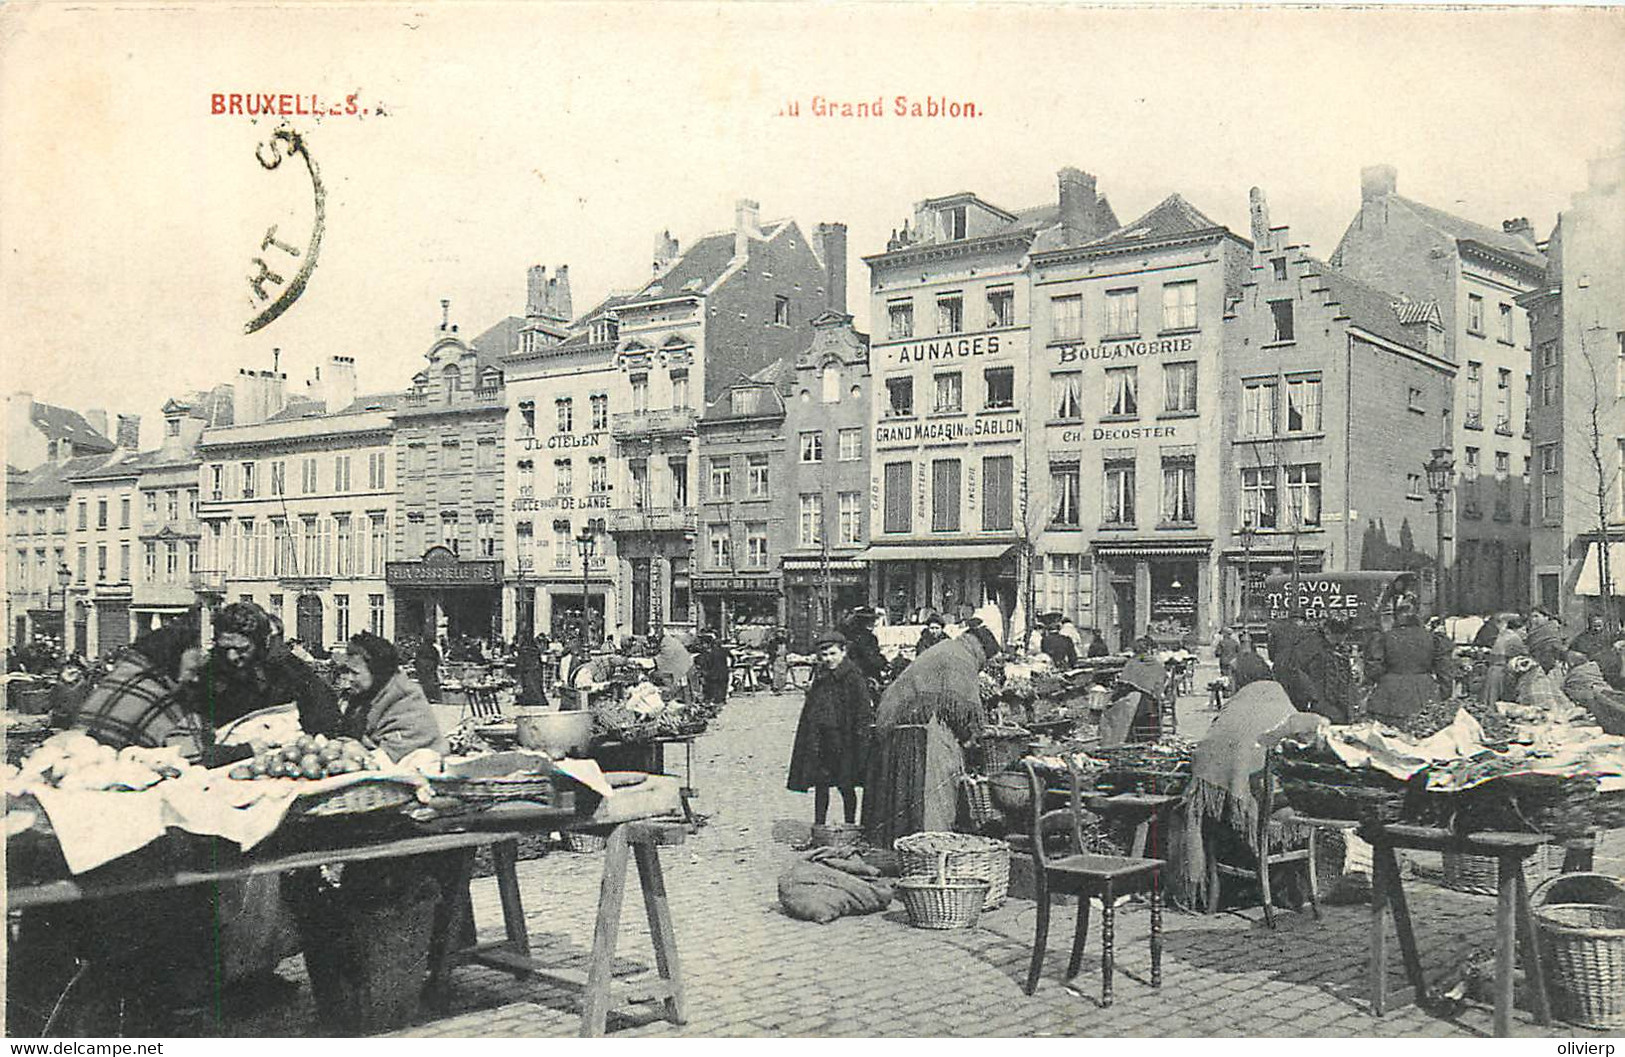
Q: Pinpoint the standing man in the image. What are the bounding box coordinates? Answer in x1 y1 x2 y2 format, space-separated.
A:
1039 614 1077 670
786 631 872 827
413 634 442 705
1215 626 1240 686
840 606 887 695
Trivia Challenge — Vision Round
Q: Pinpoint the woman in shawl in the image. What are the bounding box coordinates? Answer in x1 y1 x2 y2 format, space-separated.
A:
1364 596 1453 721
862 622 997 848
786 631 873 826
333 632 448 762
654 627 696 701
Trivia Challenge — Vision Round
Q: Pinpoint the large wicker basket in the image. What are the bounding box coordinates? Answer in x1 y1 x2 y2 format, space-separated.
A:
895 831 1010 910
294 779 417 818
1440 843 1564 896
896 852 989 930
1532 873 1625 1029
959 774 998 828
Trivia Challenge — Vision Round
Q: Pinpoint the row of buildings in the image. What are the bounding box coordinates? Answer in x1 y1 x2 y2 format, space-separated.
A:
8 155 1622 655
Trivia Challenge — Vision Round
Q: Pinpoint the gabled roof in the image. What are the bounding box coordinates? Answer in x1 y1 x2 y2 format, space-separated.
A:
28 402 114 452
7 455 111 502
261 395 328 423
634 232 738 302
1388 195 1546 270
699 363 788 425
336 391 404 414
1304 256 1434 353
470 315 525 364
1391 298 1443 327
1081 194 1228 249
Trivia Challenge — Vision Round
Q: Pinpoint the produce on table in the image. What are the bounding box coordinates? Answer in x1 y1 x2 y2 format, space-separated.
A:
9 730 188 792
1395 697 1517 745
227 733 378 781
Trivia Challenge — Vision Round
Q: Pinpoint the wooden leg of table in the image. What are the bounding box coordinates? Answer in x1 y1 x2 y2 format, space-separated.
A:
1381 845 1427 1005
426 848 478 1012
581 826 632 1038
1205 831 1221 916
1514 866 1552 1027
632 840 687 1026
1259 846 1277 931
1100 880 1116 1009
492 839 532 962
1305 830 1322 921
1130 816 1149 859
1493 855 1517 1038
1369 840 1391 1017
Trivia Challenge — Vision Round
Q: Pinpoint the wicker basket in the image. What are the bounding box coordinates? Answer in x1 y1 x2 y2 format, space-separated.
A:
987 770 1032 817
430 773 565 806
895 831 1010 910
565 830 609 853
1440 843 1565 896
959 775 998 828
976 732 1033 776
809 822 863 848
896 852 989 930
1532 873 1625 1029
294 779 417 818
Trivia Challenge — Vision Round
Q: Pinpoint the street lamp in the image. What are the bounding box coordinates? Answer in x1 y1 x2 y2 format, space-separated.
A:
1425 446 1455 617
1239 518 1257 631
47 562 72 651
575 527 596 654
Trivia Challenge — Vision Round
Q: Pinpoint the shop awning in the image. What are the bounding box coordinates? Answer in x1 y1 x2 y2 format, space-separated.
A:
1576 541 1625 597
782 558 867 571
859 543 1014 563
1092 540 1213 558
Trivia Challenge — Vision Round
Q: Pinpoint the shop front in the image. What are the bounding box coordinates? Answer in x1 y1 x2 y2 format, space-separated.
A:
386 547 503 645
692 572 782 639
783 558 868 651
861 542 1016 636
1218 542 1325 632
1090 541 1213 650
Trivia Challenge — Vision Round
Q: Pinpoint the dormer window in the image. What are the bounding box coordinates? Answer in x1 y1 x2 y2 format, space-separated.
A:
166 417 181 437
441 363 461 404
941 205 967 241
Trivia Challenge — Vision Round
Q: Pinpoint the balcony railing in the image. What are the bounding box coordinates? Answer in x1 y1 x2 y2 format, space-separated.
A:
189 569 228 592
609 507 697 534
610 408 698 441
401 385 505 410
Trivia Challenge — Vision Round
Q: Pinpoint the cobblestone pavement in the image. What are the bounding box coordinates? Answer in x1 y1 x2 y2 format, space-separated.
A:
219 669 1620 1038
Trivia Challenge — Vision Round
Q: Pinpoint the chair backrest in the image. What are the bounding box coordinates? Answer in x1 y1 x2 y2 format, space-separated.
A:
467 687 504 722
1022 758 1088 871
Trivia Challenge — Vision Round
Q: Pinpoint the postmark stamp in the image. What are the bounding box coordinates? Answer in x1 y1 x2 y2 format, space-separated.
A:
244 125 325 335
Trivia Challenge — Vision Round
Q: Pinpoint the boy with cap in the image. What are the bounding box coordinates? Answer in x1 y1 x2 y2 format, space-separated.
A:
786 631 872 826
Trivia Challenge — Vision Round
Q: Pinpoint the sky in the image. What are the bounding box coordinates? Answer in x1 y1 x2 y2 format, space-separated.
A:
2 2 1623 451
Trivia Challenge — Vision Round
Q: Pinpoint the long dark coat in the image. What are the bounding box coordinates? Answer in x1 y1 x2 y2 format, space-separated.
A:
700 642 732 704
787 658 872 792
1365 624 1451 719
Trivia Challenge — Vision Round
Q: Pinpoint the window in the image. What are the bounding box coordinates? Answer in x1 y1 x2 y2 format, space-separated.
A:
1495 368 1512 432
885 377 914 417
589 456 608 494
1161 458 1196 525
159 491 175 523
709 457 732 500
931 460 961 532
440 510 459 556
143 542 157 581
1465 362 1483 427
799 494 824 547
838 492 863 544
476 439 497 470
1408 386 1424 412
983 366 1014 410
1241 466 1278 529
266 460 286 497
1050 463 1081 527
97 499 108 529
1468 294 1485 335
96 543 108 582
671 369 689 409
936 294 963 336
119 497 130 529
800 431 824 463
933 372 963 414
820 364 840 404
887 300 914 340
334 455 351 493
208 466 223 501
369 595 385 636
301 457 317 494
1268 299 1295 343
1406 472 1425 499
1494 451 1512 519
271 519 288 575
1618 332 1625 398
1523 456 1533 524
516 459 535 498
745 523 770 568
669 458 688 506
1242 379 1279 437
941 205 967 240
185 490 197 519
1463 447 1481 516
406 444 425 474
1163 362 1198 414
369 515 387 576
1284 464 1322 528
1052 372 1083 421
1539 342 1559 407
1161 280 1197 331
240 463 257 500
76 500 88 531
1271 257 1288 281
553 521 573 569
883 462 912 534
76 545 86 582
518 400 536 437
747 454 770 497
1285 375 1323 433
334 595 350 641
334 515 352 576
1052 294 1083 341
1105 288 1139 337
554 459 573 496
590 394 609 430
981 456 1013 532
476 511 495 557
1499 303 1514 343
298 515 319 572
630 374 649 413
1105 366 1138 418
773 295 791 326
837 429 862 462
368 451 387 489
1103 460 1136 526
557 397 573 433
439 438 460 476
987 287 1014 329
629 461 649 508
1540 444 1560 521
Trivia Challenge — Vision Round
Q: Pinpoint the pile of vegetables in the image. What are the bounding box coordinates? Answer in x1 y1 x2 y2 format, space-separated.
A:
228 734 378 781
7 731 187 792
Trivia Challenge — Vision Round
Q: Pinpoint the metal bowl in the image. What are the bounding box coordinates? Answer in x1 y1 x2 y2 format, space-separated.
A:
514 709 593 757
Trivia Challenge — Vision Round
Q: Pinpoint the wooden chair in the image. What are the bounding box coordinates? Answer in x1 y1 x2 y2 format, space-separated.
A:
1018 758 1164 1007
1203 751 1356 927
461 686 505 724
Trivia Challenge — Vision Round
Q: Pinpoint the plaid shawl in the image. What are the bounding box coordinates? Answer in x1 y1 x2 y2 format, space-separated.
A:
72 654 210 758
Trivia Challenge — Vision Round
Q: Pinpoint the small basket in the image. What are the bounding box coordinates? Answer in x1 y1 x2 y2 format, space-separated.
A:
430 773 564 806
565 830 609 854
1532 873 1625 1029
1440 844 1565 896
976 732 1033 776
896 852 989 930
809 822 863 849
895 831 1010 910
959 774 998 828
294 779 417 818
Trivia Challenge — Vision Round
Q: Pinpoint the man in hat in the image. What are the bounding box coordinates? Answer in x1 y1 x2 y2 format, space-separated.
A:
786 630 871 826
1038 613 1077 670
840 605 887 691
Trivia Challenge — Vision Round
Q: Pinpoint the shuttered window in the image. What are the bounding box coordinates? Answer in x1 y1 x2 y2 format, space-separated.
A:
982 456 1013 531
932 459 961 532
883 462 912 534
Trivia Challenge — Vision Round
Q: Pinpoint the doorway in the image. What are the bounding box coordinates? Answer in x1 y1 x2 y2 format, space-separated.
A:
296 594 324 648
631 559 650 636
1111 580 1136 652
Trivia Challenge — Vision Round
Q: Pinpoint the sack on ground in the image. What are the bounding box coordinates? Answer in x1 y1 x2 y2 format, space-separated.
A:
778 852 894 924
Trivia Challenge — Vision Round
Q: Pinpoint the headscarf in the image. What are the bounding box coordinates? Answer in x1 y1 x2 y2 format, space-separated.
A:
1232 650 1275 690
656 631 695 683
1525 621 1564 658
215 601 273 653
875 631 987 740
346 631 402 688
127 622 200 680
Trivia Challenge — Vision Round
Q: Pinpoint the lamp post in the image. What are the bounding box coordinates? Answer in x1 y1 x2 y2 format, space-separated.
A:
1239 519 1257 632
53 562 72 654
575 527 596 655
1425 446 1456 618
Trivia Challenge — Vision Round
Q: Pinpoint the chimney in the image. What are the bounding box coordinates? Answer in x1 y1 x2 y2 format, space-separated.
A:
1501 217 1534 243
735 199 761 259
653 230 680 277
83 407 109 440
324 355 357 412
233 368 287 426
440 299 451 333
1248 187 1274 255
549 265 573 322
814 222 848 314
526 265 548 319
1057 167 1098 245
1361 164 1398 202
114 414 141 451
